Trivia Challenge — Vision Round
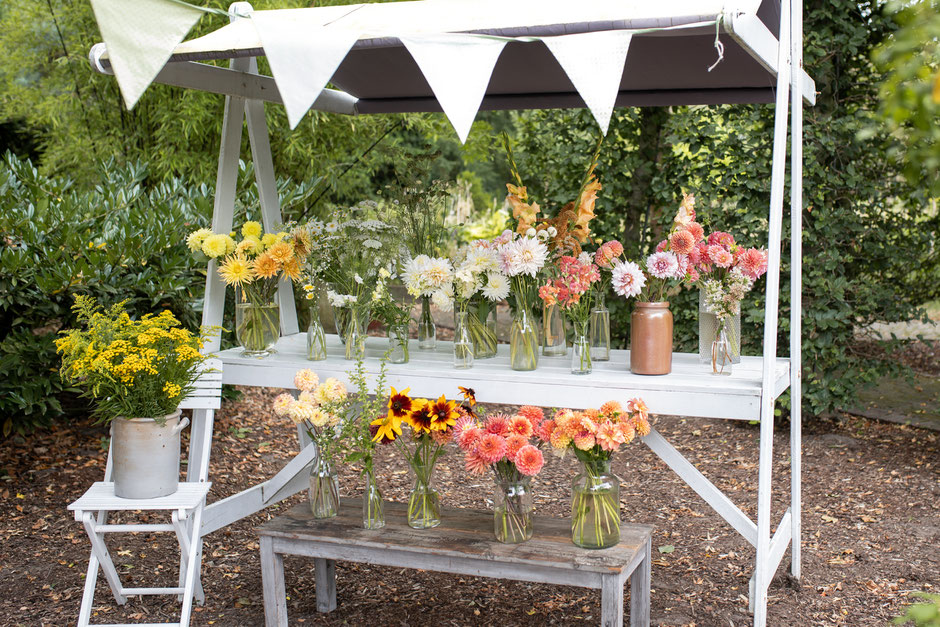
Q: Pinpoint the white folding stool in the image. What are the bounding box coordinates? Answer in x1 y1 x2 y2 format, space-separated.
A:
68 360 222 627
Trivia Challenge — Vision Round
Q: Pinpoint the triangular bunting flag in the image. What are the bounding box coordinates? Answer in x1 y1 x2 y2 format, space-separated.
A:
401 34 506 143
543 30 633 135
252 11 360 129
90 0 203 110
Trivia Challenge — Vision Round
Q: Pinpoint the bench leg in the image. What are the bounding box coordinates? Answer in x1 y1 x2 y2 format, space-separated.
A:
260 536 288 627
601 574 624 627
314 558 337 613
629 537 652 627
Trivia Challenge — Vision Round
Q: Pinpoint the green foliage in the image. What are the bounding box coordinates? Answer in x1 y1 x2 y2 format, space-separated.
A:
894 593 940 626
510 0 940 416
871 1 940 196
0 153 209 435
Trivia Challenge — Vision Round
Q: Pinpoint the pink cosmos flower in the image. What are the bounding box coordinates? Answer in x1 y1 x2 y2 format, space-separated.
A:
707 245 733 268
514 445 545 476
612 260 646 298
647 251 681 279
670 229 696 255
737 248 768 279
476 433 508 463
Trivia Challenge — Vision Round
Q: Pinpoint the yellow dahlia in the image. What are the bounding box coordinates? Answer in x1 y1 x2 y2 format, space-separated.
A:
241 221 262 238
253 252 279 279
267 241 294 265
218 254 253 286
201 233 229 258
261 232 279 248
187 228 212 252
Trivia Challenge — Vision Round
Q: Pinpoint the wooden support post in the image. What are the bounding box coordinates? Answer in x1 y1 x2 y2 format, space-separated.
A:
601 574 624 627
261 535 288 627
314 558 337 613
630 537 651 627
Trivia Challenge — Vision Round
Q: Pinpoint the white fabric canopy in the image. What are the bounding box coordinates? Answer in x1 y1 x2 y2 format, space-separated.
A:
89 0 816 139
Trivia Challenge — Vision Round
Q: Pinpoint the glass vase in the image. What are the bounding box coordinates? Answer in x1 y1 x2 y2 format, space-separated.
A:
542 303 567 356
306 306 327 361
711 323 733 376
344 306 370 361
333 305 349 343
510 308 539 371
234 285 279 357
589 293 611 362
571 326 592 375
308 455 340 519
493 477 533 543
468 302 498 359
417 296 436 350
699 290 741 365
362 469 385 529
407 455 441 529
387 324 410 364
571 459 621 549
454 311 474 369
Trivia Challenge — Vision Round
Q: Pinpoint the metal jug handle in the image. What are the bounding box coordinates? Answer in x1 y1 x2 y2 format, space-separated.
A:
172 416 191 435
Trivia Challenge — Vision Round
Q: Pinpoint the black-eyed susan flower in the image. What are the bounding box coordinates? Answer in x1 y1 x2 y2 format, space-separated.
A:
404 399 433 434
387 387 414 418
428 394 459 431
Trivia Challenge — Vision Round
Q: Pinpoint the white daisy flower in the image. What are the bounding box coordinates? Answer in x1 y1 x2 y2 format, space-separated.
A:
324 221 339 233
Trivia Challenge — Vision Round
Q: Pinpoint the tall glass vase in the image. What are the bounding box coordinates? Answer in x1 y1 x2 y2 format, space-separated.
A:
308 455 340 519
307 305 327 361
542 303 567 356
234 285 279 357
589 293 611 361
417 296 436 350
493 477 533 543
510 308 539 371
711 322 733 376
362 469 385 529
571 459 621 549
571 323 592 375
387 324 410 364
407 452 441 529
453 310 474 369
344 306 370 361
468 301 498 359
699 290 741 364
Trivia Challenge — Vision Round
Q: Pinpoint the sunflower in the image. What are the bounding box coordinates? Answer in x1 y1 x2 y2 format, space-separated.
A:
428 394 459 431
218 254 253 286
252 252 279 279
370 413 402 443
405 400 434 434
387 387 415 418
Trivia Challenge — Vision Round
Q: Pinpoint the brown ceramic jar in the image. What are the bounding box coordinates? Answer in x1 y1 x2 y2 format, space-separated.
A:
630 302 673 375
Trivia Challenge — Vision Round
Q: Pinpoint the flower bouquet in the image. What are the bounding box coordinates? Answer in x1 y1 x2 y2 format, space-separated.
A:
539 399 651 549
539 253 601 374
402 254 454 350
589 240 626 361
497 232 549 371
454 406 546 543
187 221 301 357
370 388 460 528
55 296 215 498
273 370 347 518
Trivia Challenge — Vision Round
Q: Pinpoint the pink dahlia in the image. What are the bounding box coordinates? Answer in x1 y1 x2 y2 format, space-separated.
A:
707 245 733 268
505 434 528 461
293 369 319 392
685 222 705 242
514 445 545 476
509 414 534 438
465 449 489 475
707 231 735 247
612 260 646 298
669 229 696 255
596 420 626 452
573 433 596 451
455 415 482 450
599 400 622 418
737 248 768 280
518 405 544 425
646 251 681 279
476 433 508 463
655 239 669 253
534 418 556 442
619 420 637 444
484 413 511 437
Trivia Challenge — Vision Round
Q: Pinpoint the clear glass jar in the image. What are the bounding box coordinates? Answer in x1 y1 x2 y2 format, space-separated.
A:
510 308 540 371
589 293 611 362
417 295 436 350
571 459 621 549
308 455 340 519
362 469 385 529
469 301 498 359
307 306 327 361
542 303 567 356
454 311 474 369
343 306 370 361
711 323 733 376
387 324 410 364
407 455 441 529
571 327 592 375
493 478 533 543
234 285 279 357
699 290 741 365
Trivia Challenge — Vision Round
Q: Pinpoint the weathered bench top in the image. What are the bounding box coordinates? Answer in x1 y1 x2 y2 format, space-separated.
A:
259 499 652 577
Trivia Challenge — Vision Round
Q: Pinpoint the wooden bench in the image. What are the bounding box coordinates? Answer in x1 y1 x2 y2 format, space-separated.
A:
257 499 652 627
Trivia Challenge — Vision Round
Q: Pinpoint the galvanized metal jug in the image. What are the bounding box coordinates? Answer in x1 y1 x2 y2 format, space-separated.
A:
111 410 189 499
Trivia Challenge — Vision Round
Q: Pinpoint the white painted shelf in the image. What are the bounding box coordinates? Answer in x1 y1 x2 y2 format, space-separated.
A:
219 333 789 421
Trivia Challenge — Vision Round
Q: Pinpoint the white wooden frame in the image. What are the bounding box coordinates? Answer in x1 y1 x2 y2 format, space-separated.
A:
162 4 805 627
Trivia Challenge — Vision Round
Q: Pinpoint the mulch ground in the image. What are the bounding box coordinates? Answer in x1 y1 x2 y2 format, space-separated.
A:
1 389 937 627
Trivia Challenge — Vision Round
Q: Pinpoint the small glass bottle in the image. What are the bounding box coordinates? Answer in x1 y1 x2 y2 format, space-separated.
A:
362 469 385 530
589 293 611 362
407 457 441 529
571 327 592 375
417 296 436 350
387 324 410 364
454 311 474 369
542 303 567 356
711 323 733 376
308 456 340 519
307 306 328 361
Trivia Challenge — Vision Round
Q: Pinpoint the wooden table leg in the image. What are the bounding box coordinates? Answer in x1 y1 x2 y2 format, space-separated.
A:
601 574 624 627
314 557 337 613
629 537 652 627
260 536 288 627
